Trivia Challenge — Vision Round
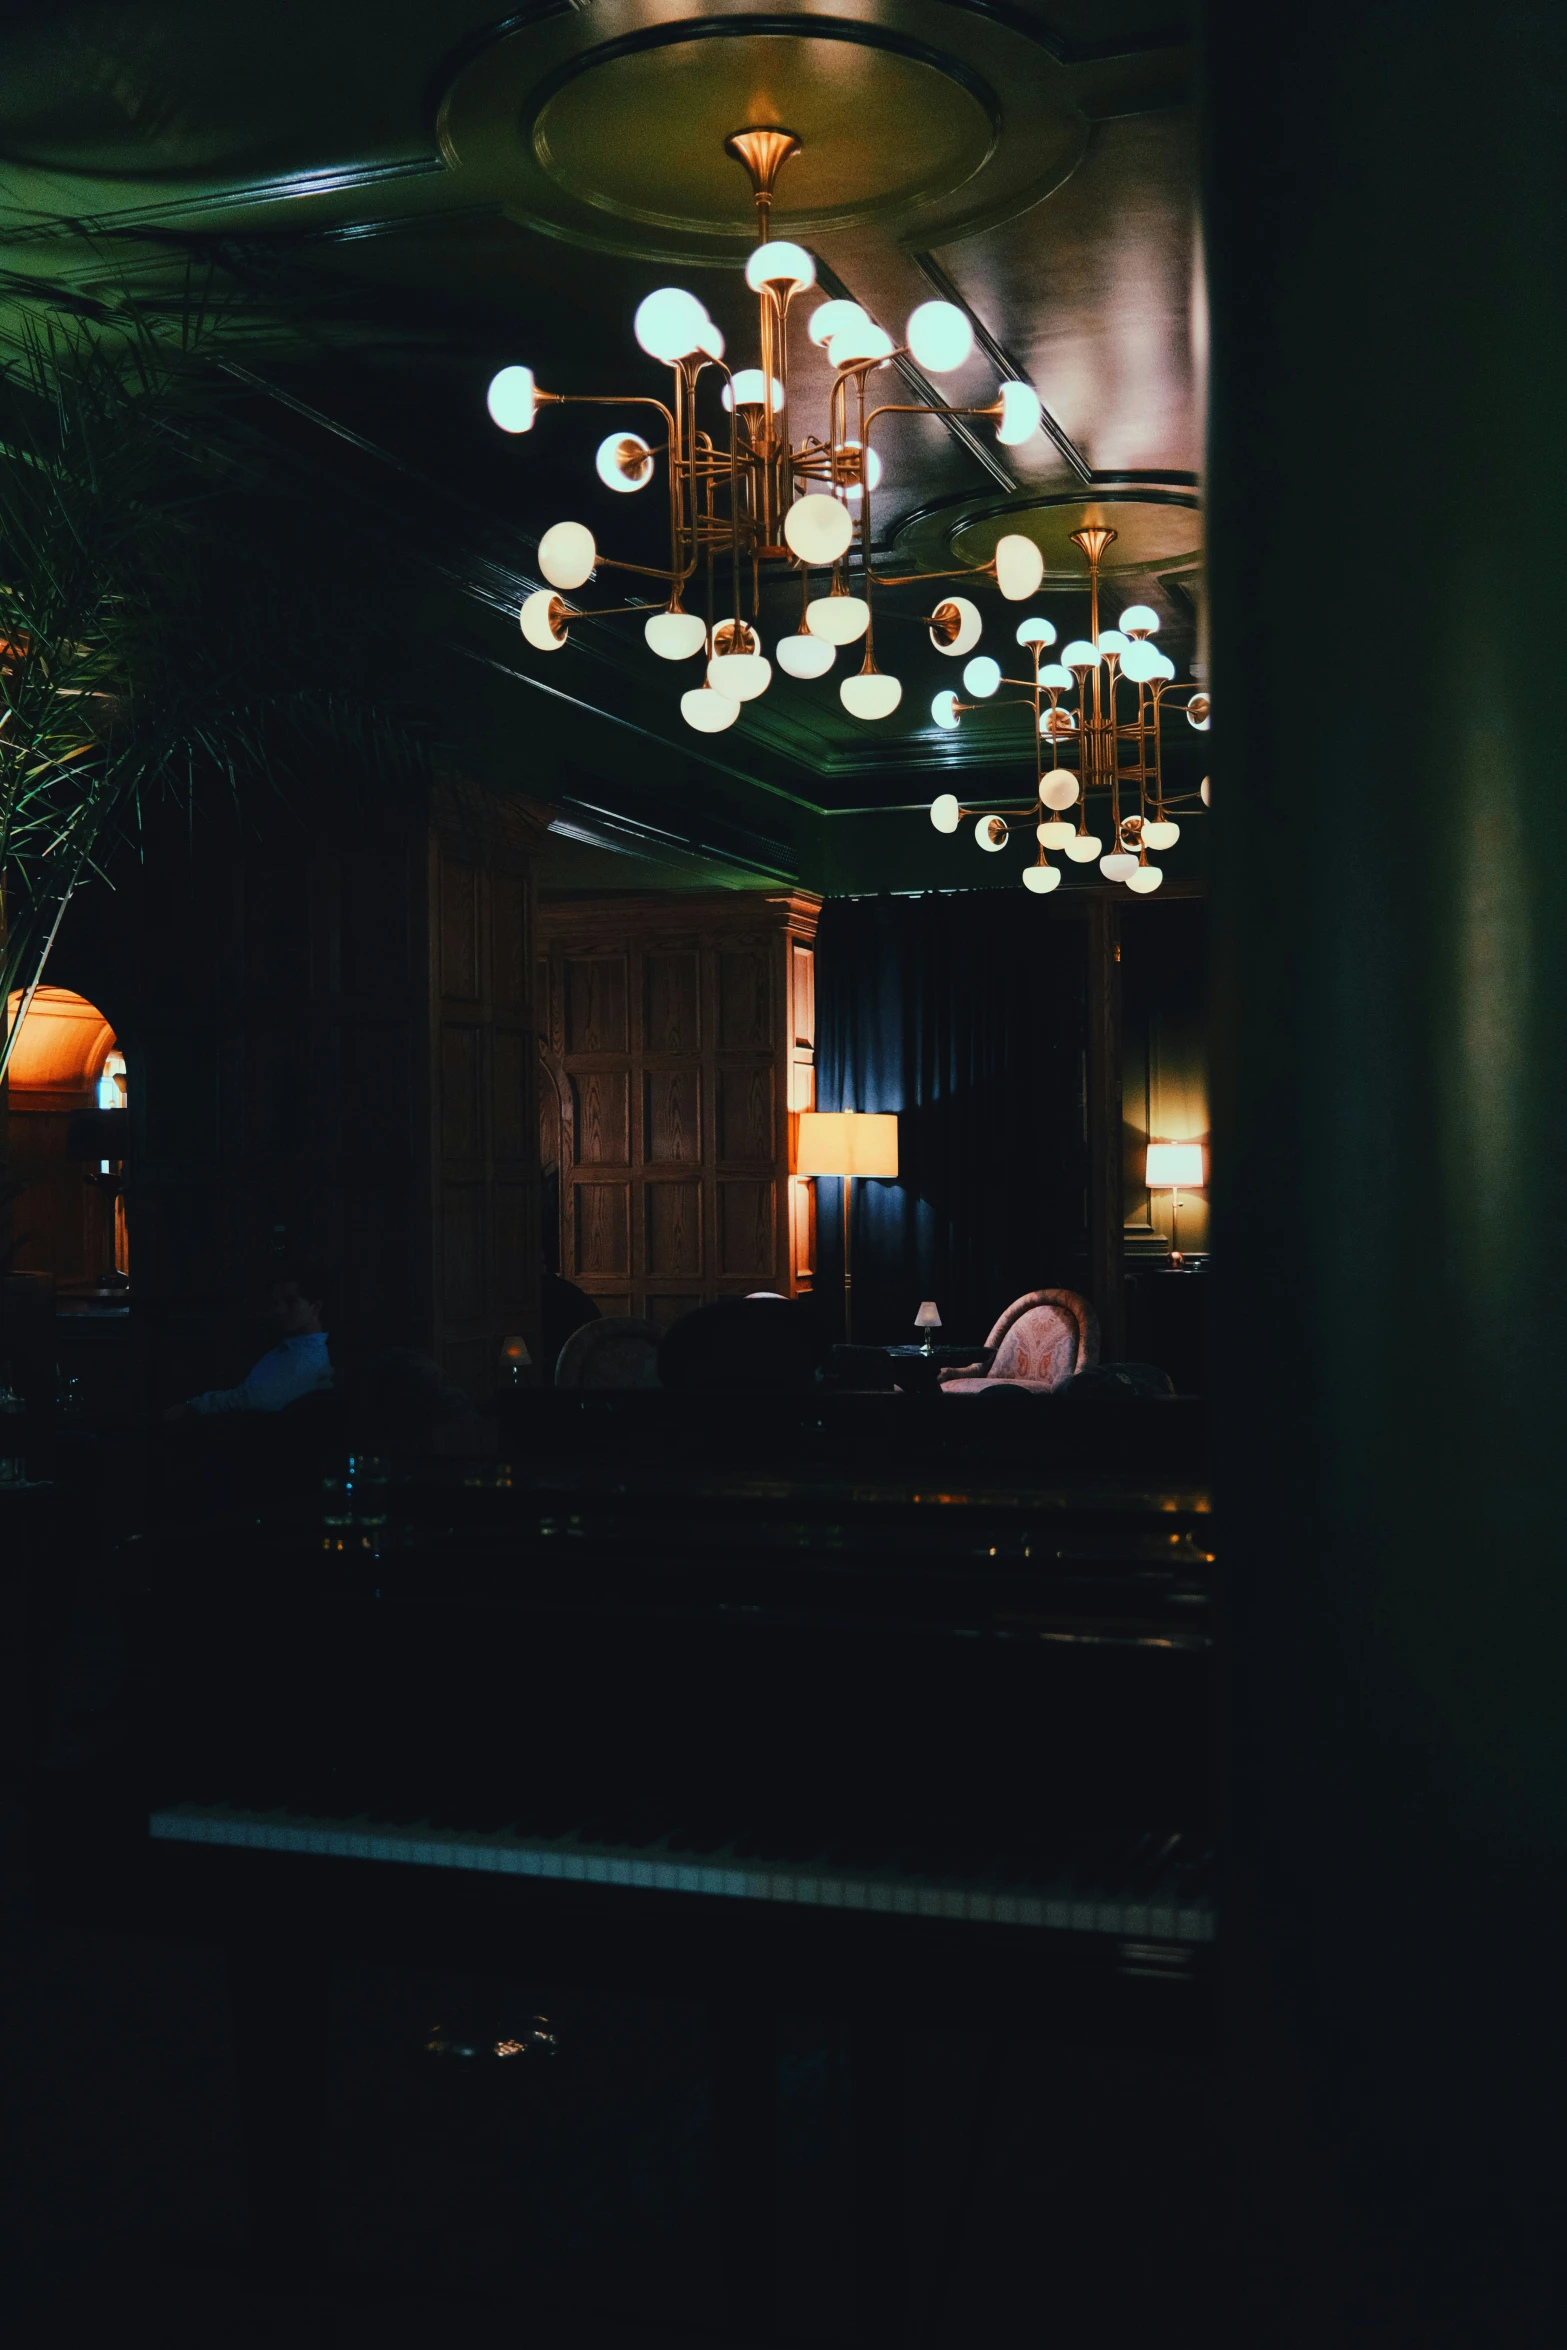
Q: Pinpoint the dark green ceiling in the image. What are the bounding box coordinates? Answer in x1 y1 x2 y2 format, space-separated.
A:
0 0 1207 896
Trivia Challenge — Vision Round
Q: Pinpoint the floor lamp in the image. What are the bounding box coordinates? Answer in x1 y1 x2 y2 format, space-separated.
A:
795 1110 899 1345
1145 1140 1205 1263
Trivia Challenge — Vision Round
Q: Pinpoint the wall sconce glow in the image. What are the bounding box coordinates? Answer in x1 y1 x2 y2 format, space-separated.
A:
537 521 596 589
963 656 1001 698
487 365 537 433
906 300 973 374
595 432 654 491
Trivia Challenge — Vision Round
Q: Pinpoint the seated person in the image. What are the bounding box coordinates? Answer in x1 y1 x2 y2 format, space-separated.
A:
163 1264 334 1423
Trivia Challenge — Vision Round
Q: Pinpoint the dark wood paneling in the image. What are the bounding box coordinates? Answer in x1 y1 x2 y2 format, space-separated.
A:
571 1070 629 1166
492 1028 531 1164
645 951 700 1054
565 955 629 1055
646 1181 703 1277
492 875 529 1010
718 952 772 1050
440 1025 485 1162
792 940 815 1050
716 1062 774 1164
573 1182 630 1277
717 1179 775 1280
644 1067 700 1165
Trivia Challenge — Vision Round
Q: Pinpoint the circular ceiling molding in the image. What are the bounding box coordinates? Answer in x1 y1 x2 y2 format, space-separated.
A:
894 489 1204 582
437 0 1091 264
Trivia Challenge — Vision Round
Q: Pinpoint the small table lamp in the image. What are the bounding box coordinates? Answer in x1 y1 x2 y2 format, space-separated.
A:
795 1110 899 1344
1145 1141 1205 1262
915 1301 942 1356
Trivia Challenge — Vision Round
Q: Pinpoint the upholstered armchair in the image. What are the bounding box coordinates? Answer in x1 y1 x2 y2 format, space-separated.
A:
939 1288 1100 1395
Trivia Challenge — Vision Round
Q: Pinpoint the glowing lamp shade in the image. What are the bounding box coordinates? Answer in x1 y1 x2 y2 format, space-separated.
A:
839 440 883 495
915 1300 942 1330
1022 863 1061 894
795 1111 899 1179
680 686 741 733
784 493 855 565
1039 772 1079 810
1125 864 1164 894
1200 775 1212 805
1118 640 1162 683
1016 615 1056 647
775 631 836 679
976 814 1008 851
1038 663 1073 691
995 381 1042 445
697 319 725 360
1119 604 1160 635
1100 850 1140 881
1061 638 1100 669
930 792 962 831
828 318 894 365
538 521 596 590
840 669 902 721
1064 833 1102 863
1038 818 1077 848
1186 692 1212 731
634 287 711 363
1146 1142 1203 1189
1143 817 1181 851
1149 651 1177 682
995 534 1045 601
708 650 772 702
520 590 567 652
595 432 653 492
644 608 707 662
963 655 1001 698
809 298 867 348
1097 628 1130 657
806 593 870 645
905 300 973 373
723 370 784 413
931 690 962 731
487 364 537 433
931 596 982 657
745 240 815 292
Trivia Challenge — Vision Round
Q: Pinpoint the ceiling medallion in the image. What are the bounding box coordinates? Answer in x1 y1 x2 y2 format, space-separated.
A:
928 528 1210 896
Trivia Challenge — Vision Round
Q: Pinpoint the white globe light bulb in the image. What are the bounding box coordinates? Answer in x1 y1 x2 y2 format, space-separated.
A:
537 521 596 591
828 318 894 366
931 792 961 833
697 319 725 360
1150 651 1177 682
723 370 785 413
1100 850 1140 882
707 650 773 702
808 299 867 348
1040 706 1078 738
975 815 1007 852
634 287 711 364
775 631 836 680
1064 833 1102 864
1038 663 1073 691
1061 638 1100 670
1119 604 1160 636
905 300 973 374
487 365 537 434
745 240 815 293
1200 775 1211 805
595 432 653 493
783 493 855 565
520 590 567 652
1118 641 1161 683
931 596 982 658
996 381 1042 446
805 594 870 645
931 690 962 731
680 686 741 733
1097 628 1130 657
839 669 902 721
1039 772 1079 810
644 609 707 662
839 440 882 493
995 534 1045 601
1125 864 1164 894
1186 691 1211 730
1038 818 1077 849
962 655 1001 699
1016 615 1056 647
1142 818 1181 851
1022 863 1061 895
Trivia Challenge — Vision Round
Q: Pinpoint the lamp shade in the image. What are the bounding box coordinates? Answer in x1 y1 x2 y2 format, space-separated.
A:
915 1301 942 1330
795 1110 898 1179
1146 1142 1204 1189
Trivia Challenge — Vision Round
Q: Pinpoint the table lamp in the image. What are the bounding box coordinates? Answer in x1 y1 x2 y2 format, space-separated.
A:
795 1110 899 1343
1145 1141 1205 1262
915 1301 942 1356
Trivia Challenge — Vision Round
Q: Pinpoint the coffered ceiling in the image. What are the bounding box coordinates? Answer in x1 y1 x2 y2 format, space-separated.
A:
0 1 1204 893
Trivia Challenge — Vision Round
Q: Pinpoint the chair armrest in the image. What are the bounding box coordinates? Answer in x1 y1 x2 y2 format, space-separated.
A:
938 1348 996 1382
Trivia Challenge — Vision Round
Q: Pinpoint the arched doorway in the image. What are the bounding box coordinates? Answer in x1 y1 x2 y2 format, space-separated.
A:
4 986 129 1288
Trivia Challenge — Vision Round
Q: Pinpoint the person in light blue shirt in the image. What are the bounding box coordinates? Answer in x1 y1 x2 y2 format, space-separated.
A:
165 1266 334 1422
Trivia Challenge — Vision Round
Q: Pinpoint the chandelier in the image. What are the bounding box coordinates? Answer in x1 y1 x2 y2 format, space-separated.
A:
487 125 1207 891
926 524 1211 895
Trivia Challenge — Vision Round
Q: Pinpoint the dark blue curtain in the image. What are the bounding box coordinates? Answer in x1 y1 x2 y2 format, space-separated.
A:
814 893 1092 1349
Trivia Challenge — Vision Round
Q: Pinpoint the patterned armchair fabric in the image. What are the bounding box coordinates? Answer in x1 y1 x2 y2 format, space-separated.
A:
939 1288 1100 1395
